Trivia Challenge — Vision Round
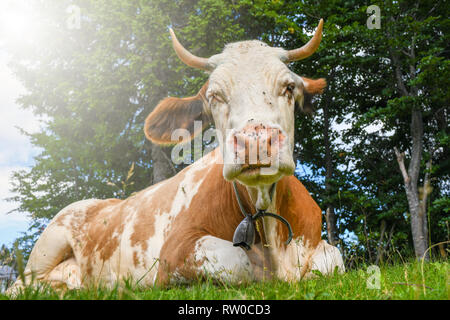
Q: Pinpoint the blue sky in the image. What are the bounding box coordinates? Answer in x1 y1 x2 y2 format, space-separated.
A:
0 49 40 248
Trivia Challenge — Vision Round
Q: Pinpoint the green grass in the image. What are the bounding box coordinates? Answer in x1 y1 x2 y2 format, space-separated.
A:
1 260 448 300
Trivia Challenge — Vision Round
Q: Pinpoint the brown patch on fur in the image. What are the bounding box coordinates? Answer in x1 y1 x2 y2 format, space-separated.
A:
54 212 68 227
129 214 154 255
144 82 211 145
192 165 208 184
129 168 188 255
275 175 322 248
85 263 93 277
74 199 124 276
133 251 139 267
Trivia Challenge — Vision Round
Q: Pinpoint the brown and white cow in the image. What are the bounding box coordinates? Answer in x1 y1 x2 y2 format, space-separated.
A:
8 19 344 292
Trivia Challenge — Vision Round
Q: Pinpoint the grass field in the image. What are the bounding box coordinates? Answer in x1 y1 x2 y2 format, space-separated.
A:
1 260 448 300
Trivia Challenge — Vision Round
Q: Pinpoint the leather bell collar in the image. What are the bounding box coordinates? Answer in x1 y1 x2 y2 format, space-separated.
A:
232 182 293 251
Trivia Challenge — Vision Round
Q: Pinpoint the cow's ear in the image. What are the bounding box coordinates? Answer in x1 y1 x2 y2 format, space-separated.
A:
296 77 326 115
144 82 211 145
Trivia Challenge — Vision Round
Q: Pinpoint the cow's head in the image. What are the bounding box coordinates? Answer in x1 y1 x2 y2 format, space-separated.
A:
145 20 326 209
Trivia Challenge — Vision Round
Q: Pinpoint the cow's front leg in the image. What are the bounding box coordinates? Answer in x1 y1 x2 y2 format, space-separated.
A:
194 235 254 283
275 239 345 281
157 234 254 285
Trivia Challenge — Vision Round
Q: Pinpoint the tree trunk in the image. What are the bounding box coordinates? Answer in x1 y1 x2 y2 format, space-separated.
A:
383 222 396 261
151 144 177 185
325 206 338 246
408 108 429 260
323 97 338 246
390 40 429 261
394 109 429 261
363 210 373 262
375 220 387 265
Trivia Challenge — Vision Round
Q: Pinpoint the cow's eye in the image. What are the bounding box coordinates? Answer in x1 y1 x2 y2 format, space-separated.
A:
208 93 225 104
284 83 296 99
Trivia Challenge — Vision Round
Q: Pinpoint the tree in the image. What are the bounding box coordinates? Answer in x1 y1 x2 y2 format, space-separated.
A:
360 1 449 260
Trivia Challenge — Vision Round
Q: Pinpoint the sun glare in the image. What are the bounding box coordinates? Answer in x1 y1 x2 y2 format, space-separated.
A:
0 1 41 46
3 12 30 37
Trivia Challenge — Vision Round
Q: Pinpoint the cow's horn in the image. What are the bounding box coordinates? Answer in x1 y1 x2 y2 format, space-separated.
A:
169 28 211 71
285 19 323 61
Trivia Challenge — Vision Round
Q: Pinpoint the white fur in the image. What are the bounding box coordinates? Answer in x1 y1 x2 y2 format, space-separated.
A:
193 235 254 283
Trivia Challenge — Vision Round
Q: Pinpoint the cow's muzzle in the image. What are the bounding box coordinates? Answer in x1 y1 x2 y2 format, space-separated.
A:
223 124 295 184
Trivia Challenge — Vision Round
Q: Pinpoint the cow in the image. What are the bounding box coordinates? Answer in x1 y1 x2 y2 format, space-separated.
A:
8 19 344 293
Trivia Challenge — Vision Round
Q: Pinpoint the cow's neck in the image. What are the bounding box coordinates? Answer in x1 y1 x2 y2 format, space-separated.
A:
205 149 287 276
243 184 284 278
247 184 275 211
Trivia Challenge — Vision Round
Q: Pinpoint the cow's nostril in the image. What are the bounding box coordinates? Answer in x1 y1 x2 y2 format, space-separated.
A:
231 124 286 166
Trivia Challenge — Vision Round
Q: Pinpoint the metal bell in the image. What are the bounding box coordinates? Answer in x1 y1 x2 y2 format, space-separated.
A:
232 215 255 251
